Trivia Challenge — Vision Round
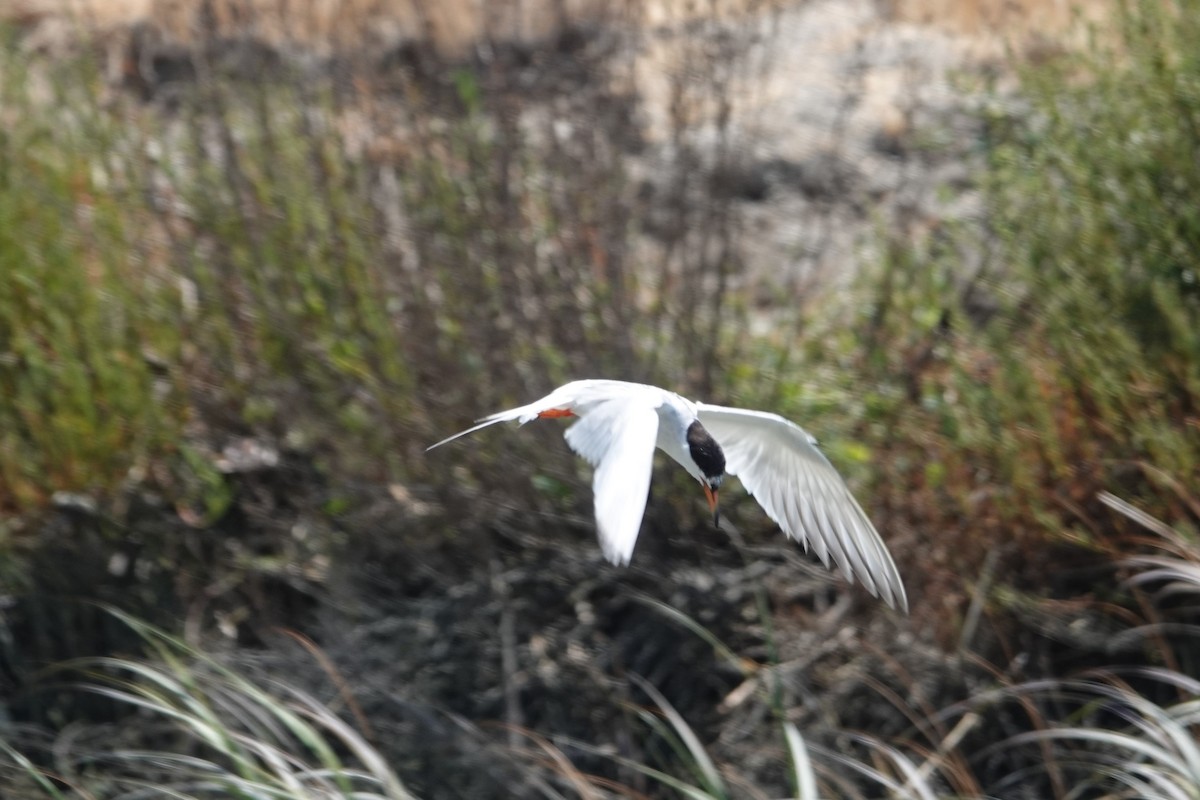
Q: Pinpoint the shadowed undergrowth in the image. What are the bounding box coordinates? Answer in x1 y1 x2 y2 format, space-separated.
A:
3 500 1197 798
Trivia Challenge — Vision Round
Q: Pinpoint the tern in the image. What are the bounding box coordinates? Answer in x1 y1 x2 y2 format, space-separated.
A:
428 379 906 611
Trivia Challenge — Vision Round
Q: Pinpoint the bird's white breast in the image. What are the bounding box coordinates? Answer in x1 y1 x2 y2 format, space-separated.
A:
652 392 705 482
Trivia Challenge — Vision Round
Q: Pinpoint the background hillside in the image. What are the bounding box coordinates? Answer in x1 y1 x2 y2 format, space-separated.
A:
1 0 1197 797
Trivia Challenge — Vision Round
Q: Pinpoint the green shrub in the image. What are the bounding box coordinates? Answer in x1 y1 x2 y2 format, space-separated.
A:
742 0 1200 639
0 43 184 514
979 0 1200 474
974 0 1200 509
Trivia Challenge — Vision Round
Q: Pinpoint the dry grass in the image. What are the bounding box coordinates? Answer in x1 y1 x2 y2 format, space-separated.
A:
5 0 1115 62
6 0 612 55
4 0 792 56
887 0 1111 37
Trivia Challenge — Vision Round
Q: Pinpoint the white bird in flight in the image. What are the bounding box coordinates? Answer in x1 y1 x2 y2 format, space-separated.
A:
428 379 906 611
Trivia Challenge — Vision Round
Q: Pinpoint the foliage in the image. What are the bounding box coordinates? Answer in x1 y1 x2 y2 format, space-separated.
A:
0 608 415 799
0 42 184 515
1 503 1197 799
2 0 1200 797
981 0 1200 472
604 495 1200 799
0 12 748 525
745 0 1200 639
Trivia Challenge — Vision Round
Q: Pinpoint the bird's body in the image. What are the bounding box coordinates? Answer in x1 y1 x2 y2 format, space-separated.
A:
428 379 906 611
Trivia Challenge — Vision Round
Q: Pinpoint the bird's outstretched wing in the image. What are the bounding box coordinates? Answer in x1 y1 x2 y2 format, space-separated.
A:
696 403 907 612
563 398 660 565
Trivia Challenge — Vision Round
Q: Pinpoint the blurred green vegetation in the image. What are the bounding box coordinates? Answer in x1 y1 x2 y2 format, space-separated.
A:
0 49 184 515
752 0 1200 636
0 0 1196 611
0 0 1199 793
0 26 740 527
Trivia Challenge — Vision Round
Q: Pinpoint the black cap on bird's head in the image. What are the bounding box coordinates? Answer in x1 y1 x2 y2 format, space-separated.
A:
686 421 726 526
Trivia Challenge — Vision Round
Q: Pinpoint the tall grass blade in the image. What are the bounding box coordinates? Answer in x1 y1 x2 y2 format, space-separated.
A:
628 673 727 798
782 722 818 800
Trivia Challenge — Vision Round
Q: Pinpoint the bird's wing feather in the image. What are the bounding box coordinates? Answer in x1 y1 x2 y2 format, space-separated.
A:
696 403 907 612
564 398 660 565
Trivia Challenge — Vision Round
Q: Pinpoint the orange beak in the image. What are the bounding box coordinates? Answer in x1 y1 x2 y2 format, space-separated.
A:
702 482 720 527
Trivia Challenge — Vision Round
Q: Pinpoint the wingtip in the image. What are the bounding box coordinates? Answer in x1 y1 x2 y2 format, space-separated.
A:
426 415 512 452
597 530 635 566
851 570 908 614
425 435 456 452
600 545 634 566
879 581 909 614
